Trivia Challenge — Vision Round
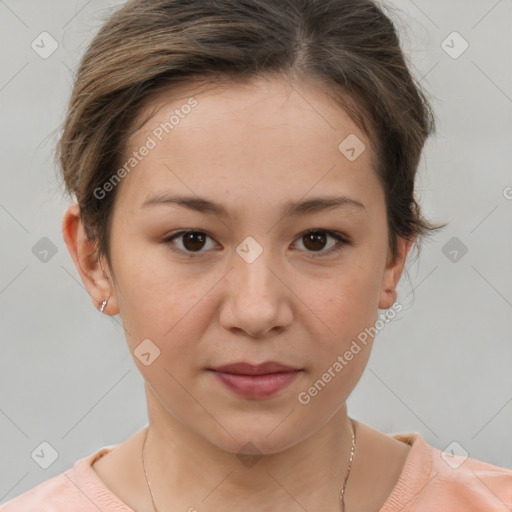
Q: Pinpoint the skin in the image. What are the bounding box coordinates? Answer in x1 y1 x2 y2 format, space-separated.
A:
62 75 414 512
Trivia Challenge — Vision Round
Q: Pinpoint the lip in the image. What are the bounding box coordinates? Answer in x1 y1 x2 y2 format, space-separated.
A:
209 361 302 399
211 361 300 375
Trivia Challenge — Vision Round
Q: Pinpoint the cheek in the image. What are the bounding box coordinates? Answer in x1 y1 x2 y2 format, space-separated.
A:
297 276 378 412
115 257 215 357
309 266 382 341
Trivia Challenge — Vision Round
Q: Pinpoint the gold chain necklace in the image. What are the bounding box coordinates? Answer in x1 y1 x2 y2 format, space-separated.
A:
142 417 356 512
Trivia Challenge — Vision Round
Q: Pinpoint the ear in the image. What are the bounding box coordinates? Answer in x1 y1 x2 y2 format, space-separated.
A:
378 236 415 310
61 203 119 315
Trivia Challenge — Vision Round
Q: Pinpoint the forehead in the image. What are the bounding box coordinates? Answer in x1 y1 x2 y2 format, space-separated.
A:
115 75 381 215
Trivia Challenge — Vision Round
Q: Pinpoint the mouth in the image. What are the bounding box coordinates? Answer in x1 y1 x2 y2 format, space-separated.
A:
208 361 302 399
210 361 301 375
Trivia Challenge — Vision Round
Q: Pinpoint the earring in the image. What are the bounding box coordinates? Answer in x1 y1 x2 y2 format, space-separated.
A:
99 297 109 313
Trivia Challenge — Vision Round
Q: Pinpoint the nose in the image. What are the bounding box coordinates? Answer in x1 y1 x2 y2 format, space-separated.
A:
219 249 293 338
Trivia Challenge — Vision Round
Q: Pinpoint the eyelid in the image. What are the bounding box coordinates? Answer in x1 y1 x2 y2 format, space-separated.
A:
162 228 351 257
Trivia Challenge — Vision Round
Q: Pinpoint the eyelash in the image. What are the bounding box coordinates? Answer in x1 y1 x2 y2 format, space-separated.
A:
162 229 350 258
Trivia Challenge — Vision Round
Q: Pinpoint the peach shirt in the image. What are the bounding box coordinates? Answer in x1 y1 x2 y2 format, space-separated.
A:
2 431 512 511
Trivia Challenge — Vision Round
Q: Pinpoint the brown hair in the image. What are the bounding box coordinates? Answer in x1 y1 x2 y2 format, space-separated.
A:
55 0 447 275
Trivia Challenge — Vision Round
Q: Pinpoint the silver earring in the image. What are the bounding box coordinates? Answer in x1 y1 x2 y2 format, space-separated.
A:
99 298 109 313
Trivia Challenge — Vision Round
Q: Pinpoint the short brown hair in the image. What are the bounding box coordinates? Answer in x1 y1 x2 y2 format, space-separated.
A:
55 0 447 273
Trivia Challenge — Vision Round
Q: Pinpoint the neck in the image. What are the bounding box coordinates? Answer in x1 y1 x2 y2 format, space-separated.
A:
142 387 356 512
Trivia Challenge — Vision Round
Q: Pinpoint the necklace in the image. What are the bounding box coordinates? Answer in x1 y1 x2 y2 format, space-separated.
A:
142 416 356 512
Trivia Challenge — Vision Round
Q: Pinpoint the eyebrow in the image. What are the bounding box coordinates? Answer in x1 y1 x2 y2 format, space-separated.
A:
141 193 367 218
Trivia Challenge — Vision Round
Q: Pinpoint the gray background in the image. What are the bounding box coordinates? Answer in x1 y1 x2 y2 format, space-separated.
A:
1 0 511 504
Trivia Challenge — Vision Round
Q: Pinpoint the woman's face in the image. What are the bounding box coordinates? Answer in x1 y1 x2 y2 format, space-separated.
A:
71 76 412 454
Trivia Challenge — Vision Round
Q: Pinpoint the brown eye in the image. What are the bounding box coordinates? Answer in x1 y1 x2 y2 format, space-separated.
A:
294 230 349 257
163 229 349 258
163 230 217 255
302 231 328 251
181 232 207 252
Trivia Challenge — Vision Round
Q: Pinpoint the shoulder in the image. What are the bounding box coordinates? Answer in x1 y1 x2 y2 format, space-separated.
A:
385 432 512 511
429 440 512 510
1 469 71 512
0 445 131 512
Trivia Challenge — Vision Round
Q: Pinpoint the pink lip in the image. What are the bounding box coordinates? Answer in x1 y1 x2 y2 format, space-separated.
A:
211 370 300 399
211 361 300 375
209 361 302 399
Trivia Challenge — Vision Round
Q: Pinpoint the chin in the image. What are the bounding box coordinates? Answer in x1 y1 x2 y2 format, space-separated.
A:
202 416 309 456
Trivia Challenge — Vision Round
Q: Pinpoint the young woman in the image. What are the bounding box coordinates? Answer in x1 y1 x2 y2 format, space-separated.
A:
3 0 511 511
